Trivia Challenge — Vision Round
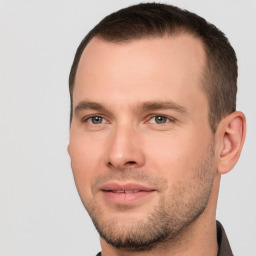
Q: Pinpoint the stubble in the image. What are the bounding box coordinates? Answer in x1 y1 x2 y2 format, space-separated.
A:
82 144 216 251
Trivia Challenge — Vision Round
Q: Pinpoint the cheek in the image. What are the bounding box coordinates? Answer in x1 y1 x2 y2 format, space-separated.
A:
144 129 212 184
68 135 104 198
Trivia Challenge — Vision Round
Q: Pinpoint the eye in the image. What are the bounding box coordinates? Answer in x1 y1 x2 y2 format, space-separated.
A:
148 115 172 124
86 116 107 124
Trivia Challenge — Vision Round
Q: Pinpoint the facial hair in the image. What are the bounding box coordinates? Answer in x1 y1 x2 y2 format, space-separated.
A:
82 144 216 252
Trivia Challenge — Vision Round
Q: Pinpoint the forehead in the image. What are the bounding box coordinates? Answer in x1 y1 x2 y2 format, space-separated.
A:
74 34 207 112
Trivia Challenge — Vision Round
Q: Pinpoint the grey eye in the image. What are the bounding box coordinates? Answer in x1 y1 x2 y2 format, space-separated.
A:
89 116 104 124
155 116 168 124
149 116 169 124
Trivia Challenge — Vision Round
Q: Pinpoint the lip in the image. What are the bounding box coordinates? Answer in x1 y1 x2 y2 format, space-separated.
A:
100 182 156 205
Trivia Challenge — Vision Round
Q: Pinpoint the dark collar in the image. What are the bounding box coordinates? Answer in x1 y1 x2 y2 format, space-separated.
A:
217 221 234 256
97 221 233 256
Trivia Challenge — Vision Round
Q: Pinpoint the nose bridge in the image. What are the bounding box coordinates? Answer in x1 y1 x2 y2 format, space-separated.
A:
106 121 144 169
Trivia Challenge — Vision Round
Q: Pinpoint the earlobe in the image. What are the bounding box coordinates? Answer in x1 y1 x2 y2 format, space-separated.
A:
67 144 71 156
217 111 246 174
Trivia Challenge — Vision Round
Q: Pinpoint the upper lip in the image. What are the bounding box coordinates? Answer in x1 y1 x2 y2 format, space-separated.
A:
100 182 156 192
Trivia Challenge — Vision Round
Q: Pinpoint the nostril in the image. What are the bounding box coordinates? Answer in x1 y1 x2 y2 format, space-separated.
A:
107 160 137 169
125 161 137 165
107 160 138 170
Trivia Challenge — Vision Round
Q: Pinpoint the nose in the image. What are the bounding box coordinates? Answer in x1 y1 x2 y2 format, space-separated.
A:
106 124 145 170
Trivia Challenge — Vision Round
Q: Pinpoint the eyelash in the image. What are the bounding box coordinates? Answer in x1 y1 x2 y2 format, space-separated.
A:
82 114 175 126
82 115 108 124
146 115 175 125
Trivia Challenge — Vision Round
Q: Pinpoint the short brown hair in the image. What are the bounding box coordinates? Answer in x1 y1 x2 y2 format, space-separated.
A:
69 3 237 132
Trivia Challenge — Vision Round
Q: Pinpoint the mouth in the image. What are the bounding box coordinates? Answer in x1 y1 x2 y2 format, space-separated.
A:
106 190 141 193
100 183 156 205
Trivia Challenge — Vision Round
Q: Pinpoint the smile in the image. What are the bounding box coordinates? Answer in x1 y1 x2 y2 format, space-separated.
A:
107 190 140 193
100 182 156 205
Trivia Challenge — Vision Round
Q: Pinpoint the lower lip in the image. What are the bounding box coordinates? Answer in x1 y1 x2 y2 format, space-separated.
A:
101 190 156 205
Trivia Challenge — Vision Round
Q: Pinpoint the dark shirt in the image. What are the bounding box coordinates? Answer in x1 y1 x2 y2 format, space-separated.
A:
217 221 233 256
96 221 233 256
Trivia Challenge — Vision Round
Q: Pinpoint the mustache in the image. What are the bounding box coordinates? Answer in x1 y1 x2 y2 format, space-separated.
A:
92 169 168 192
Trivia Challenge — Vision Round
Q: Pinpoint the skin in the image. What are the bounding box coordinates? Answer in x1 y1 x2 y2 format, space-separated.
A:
68 34 246 256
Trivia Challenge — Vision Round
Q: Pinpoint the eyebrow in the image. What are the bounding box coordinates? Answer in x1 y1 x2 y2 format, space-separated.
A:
138 101 187 114
74 101 108 115
74 100 187 116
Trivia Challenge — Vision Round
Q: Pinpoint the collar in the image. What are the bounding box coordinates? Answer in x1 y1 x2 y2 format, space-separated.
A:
217 221 234 256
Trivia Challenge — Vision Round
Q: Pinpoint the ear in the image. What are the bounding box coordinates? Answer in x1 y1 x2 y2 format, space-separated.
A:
216 111 246 174
67 144 71 156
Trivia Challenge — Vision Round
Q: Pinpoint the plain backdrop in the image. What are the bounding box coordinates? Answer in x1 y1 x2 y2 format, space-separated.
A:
0 0 255 255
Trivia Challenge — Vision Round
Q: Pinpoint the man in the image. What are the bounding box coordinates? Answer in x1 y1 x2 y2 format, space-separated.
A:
67 3 246 256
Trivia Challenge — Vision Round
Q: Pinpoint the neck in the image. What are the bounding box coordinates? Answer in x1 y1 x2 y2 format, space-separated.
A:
100 176 220 256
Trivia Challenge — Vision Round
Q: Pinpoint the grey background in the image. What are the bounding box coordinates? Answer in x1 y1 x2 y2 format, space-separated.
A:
0 0 255 255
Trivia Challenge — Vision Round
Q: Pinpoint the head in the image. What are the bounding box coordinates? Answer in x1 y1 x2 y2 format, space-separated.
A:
69 3 238 133
68 3 245 253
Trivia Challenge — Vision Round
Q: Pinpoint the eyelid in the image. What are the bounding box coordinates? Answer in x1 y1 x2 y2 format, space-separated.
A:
88 116 107 124
146 114 175 124
82 114 110 124
80 113 175 124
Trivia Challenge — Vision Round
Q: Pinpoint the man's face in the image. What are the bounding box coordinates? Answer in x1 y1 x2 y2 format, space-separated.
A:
68 35 217 250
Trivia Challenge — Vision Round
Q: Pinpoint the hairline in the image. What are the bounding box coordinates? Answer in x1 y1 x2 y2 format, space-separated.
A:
70 31 215 131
